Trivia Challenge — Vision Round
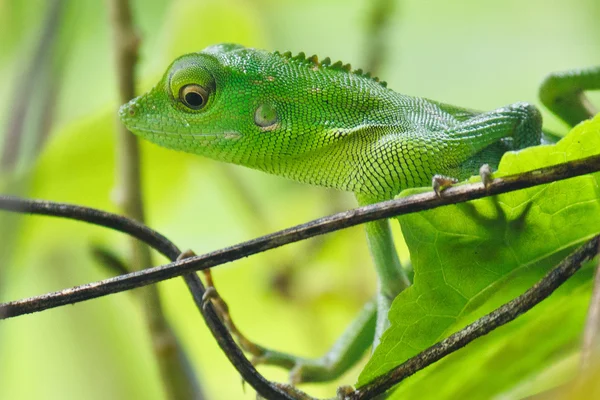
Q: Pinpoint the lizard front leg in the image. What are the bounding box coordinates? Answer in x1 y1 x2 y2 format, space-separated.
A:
356 193 411 346
430 102 543 195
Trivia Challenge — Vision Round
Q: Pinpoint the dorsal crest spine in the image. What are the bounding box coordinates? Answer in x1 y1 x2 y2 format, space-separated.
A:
273 50 388 88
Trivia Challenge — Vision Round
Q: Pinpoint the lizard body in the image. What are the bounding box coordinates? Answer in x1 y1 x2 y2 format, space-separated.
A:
119 43 587 385
120 43 541 202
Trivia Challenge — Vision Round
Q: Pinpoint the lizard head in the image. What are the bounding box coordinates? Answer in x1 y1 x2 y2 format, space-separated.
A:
119 44 259 164
119 43 396 190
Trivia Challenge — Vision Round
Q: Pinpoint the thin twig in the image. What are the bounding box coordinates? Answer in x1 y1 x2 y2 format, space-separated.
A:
0 199 597 400
218 165 344 300
0 195 301 399
183 273 306 400
344 235 600 399
106 0 202 398
0 152 599 398
107 0 143 221
1 153 598 317
580 241 600 371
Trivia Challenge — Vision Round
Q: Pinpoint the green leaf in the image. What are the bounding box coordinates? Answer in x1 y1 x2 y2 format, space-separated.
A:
387 262 594 399
357 114 600 396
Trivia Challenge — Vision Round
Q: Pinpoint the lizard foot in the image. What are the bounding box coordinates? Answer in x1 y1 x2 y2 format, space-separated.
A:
337 385 355 399
249 352 307 384
201 286 220 310
177 249 265 357
479 163 493 188
262 383 316 400
251 350 345 385
289 364 304 386
432 174 459 197
176 249 197 261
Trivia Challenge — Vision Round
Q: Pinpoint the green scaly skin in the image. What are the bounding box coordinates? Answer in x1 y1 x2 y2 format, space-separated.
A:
119 43 598 385
119 43 542 198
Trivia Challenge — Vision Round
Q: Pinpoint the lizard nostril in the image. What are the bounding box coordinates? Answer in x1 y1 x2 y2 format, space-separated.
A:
118 102 136 119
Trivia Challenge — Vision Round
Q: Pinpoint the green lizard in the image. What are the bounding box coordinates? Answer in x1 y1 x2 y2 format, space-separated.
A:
119 43 599 384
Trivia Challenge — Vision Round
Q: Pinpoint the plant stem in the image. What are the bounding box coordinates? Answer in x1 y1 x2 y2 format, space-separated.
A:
106 0 202 398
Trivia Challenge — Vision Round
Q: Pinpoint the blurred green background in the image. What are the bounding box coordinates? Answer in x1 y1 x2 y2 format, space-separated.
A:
0 0 599 399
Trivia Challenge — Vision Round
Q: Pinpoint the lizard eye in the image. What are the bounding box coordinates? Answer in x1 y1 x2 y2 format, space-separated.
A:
179 84 209 110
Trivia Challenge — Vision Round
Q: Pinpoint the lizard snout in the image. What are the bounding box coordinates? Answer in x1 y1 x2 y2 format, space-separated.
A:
119 98 139 120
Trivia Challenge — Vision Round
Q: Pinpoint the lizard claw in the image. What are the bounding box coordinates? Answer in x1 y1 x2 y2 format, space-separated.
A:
432 174 459 197
201 286 219 309
176 249 197 261
177 250 220 310
337 385 355 399
289 364 304 386
479 164 493 188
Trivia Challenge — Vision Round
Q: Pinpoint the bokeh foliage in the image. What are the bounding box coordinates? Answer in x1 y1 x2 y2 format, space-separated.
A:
0 0 599 399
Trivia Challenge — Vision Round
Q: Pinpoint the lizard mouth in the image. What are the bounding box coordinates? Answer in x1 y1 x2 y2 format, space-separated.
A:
121 122 242 141
118 101 241 140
